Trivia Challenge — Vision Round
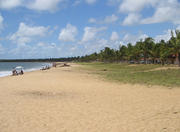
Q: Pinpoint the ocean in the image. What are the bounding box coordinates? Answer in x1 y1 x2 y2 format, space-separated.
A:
0 62 52 77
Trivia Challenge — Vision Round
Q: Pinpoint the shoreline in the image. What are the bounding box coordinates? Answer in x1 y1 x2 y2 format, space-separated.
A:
0 62 52 78
0 68 44 78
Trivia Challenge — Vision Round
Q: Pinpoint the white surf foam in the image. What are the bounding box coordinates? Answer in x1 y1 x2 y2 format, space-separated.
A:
0 71 12 77
0 68 41 78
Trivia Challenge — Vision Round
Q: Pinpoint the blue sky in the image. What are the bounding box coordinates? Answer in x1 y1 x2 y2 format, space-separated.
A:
0 0 180 59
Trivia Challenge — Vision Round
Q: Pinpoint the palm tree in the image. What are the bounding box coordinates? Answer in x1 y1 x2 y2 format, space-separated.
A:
126 43 134 61
150 41 161 64
143 37 154 64
135 38 153 64
169 30 180 66
119 45 128 62
159 40 170 65
100 47 116 62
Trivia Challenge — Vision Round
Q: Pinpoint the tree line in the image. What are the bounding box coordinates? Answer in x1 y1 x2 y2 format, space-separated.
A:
78 30 180 66
0 57 78 62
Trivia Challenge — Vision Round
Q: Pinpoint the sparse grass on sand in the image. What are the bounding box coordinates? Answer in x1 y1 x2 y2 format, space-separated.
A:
78 62 180 87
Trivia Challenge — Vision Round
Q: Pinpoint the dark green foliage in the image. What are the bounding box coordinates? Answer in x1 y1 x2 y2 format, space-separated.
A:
78 30 180 66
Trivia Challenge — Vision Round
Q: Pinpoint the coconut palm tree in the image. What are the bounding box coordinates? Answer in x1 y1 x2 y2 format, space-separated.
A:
119 45 128 62
135 37 154 64
169 30 180 66
126 43 134 61
159 40 171 65
150 41 161 64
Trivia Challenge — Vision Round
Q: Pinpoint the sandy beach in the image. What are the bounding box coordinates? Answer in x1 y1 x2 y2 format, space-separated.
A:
0 63 180 132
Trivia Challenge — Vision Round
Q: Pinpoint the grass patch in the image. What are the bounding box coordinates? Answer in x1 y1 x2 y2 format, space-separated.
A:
78 62 180 87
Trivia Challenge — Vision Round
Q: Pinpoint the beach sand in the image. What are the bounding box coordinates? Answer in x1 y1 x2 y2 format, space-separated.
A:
0 63 180 132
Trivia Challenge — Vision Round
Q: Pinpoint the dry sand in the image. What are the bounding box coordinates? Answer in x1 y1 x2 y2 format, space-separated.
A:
0 63 180 132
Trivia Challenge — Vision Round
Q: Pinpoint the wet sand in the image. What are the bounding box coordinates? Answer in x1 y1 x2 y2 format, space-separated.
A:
0 63 180 132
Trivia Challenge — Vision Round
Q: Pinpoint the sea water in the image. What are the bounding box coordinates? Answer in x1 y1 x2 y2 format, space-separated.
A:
0 62 52 77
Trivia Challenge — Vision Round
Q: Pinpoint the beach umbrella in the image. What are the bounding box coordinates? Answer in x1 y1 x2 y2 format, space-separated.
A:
15 66 24 69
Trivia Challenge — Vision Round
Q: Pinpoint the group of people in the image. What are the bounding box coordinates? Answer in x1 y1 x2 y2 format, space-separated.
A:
12 68 24 76
41 65 51 70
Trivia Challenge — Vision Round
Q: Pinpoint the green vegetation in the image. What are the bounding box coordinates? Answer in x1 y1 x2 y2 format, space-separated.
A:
79 62 180 87
78 30 180 66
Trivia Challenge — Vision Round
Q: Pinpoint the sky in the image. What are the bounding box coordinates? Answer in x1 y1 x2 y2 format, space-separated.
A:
0 0 180 59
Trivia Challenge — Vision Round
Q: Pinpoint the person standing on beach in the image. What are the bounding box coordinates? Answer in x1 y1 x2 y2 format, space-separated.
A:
12 68 17 76
20 69 24 75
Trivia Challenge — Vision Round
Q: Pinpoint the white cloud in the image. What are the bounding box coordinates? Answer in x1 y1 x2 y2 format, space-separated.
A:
37 42 45 47
27 0 64 12
89 14 118 24
82 26 107 42
104 14 118 24
89 18 97 23
0 0 66 12
0 14 3 30
10 22 49 45
118 0 156 25
154 25 180 42
154 28 180 42
85 0 97 4
58 24 78 42
119 0 157 13
123 33 148 44
73 0 82 6
73 0 98 6
8 42 62 58
0 0 22 9
141 1 180 25
82 37 122 55
84 38 109 54
35 42 61 57
110 32 119 41
122 13 141 25
117 0 180 25
0 0 96 11
154 30 172 42
123 34 136 44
